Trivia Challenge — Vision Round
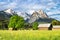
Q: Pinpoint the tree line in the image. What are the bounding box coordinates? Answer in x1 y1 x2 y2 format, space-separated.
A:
0 14 60 30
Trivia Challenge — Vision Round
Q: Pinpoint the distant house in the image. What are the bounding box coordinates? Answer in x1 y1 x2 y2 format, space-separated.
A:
53 25 60 30
38 23 53 30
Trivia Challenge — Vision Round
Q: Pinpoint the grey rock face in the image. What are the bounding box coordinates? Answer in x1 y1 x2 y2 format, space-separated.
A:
37 10 48 18
28 10 54 23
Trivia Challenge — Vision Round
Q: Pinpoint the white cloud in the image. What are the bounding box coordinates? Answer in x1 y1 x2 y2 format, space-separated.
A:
0 0 60 16
6 2 17 9
47 9 60 16
0 2 6 4
27 10 35 14
0 2 7 6
47 12 53 15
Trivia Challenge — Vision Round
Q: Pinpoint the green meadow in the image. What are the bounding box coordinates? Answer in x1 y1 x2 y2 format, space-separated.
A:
0 30 60 40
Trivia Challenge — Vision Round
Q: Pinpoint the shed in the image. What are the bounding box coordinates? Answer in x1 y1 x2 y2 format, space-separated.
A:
53 25 60 30
38 23 53 30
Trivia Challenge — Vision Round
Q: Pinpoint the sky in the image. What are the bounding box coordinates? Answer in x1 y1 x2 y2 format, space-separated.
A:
0 0 60 20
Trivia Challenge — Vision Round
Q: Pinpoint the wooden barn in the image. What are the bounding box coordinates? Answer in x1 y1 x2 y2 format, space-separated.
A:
38 23 53 30
53 25 60 30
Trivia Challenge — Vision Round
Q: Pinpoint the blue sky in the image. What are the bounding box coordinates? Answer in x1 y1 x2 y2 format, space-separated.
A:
0 0 60 20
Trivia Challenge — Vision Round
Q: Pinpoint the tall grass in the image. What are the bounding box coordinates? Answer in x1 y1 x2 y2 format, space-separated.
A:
0 30 60 40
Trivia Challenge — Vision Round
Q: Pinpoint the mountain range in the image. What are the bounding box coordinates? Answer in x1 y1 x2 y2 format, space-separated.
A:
0 9 57 23
0 9 16 20
28 10 55 23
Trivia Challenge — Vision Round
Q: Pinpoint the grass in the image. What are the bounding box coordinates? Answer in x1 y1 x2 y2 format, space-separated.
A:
0 30 60 40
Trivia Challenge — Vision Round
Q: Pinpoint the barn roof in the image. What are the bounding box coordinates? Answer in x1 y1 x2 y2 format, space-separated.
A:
53 25 60 28
38 23 51 27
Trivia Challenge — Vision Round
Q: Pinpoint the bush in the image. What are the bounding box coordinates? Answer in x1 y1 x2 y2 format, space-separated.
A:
32 22 38 30
52 20 60 25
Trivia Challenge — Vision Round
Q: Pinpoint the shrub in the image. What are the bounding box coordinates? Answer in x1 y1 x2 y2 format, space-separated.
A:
32 22 38 30
52 20 60 25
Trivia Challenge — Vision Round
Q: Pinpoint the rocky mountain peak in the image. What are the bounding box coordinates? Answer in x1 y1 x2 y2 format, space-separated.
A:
4 8 14 15
32 11 38 17
28 9 51 23
37 10 48 18
0 8 17 20
31 9 48 18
